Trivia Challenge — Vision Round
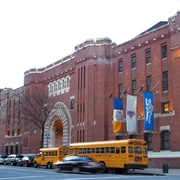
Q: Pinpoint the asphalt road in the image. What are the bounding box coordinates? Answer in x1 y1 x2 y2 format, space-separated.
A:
0 165 179 180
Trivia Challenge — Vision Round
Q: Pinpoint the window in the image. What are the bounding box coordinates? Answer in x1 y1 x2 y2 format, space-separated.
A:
162 102 169 113
67 77 70 87
121 146 126 153
106 147 109 153
54 82 57 91
12 130 15 136
58 81 61 90
96 148 100 154
119 84 123 98
15 144 18 154
163 71 168 91
144 133 153 151
101 147 104 153
79 148 82 154
83 148 86 154
70 99 75 110
161 130 170 150
10 146 13 154
87 148 91 154
147 76 152 91
17 129 20 135
110 147 115 153
132 55 136 69
162 44 167 59
129 134 137 139
128 147 133 154
132 80 136 95
146 50 151 64
116 147 120 154
119 60 123 73
5 146 9 155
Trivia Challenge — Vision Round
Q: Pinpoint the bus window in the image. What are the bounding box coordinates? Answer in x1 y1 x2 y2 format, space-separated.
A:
52 151 55 156
121 146 126 153
143 148 147 154
55 151 58 156
128 147 133 154
101 147 104 154
110 147 115 153
79 148 82 154
87 148 91 154
83 148 87 154
116 147 120 154
92 148 95 154
106 147 109 153
45 152 48 156
49 152 52 156
96 148 100 154
134 147 142 154
60 150 62 155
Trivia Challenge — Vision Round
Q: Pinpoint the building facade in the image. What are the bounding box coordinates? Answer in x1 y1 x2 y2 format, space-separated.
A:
0 10 180 168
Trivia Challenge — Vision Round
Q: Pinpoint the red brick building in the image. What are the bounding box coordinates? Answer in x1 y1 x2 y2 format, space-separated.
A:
0 10 180 168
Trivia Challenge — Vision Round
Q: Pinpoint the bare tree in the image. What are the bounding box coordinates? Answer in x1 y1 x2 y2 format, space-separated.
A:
17 90 56 148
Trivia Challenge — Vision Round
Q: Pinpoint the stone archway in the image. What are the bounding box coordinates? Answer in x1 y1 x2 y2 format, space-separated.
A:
43 102 72 147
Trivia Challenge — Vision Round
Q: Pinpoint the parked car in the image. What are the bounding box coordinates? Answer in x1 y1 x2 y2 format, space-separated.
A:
53 156 102 173
0 155 8 164
4 154 24 166
17 154 36 167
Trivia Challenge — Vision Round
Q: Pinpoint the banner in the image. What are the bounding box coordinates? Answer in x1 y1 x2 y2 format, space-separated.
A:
143 92 154 131
113 98 124 133
126 95 137 134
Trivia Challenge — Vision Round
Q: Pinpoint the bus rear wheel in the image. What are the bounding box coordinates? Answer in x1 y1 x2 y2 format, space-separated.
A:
47 162 52 169
99 161 107 173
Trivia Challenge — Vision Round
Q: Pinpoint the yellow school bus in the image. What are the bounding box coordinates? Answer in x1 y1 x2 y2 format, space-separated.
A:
68 139 148 173
33 146 68 169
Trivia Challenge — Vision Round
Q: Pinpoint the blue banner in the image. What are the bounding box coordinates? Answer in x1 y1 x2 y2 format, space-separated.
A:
143 92 154 131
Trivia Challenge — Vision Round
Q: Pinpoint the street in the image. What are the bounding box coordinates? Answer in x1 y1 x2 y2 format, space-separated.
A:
0 165 179 180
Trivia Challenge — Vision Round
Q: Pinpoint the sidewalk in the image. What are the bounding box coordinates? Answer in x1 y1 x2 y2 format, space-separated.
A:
132 168 180 176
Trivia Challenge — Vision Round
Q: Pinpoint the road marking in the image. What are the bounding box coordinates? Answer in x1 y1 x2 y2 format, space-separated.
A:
0 176 44 180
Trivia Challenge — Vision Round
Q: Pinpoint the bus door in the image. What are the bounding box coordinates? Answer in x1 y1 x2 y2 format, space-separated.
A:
74 148 78 155
41 152 47 165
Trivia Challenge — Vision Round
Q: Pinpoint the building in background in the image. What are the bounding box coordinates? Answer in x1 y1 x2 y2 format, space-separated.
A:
0 10 180 168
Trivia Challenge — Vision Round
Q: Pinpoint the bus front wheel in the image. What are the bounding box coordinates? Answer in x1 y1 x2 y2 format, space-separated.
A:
34 162 38 168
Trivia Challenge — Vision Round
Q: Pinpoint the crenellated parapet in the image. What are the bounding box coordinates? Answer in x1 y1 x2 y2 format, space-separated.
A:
168 10 180 49
75 37 116 51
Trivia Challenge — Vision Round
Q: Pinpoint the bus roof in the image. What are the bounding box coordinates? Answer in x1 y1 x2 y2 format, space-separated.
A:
69 139 146 147
39 146 67 151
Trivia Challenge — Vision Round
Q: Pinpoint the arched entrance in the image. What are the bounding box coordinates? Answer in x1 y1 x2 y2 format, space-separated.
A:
54 120 63 147
43 102 72 147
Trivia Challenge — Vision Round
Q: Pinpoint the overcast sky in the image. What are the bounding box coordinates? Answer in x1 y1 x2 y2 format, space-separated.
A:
0 0 180 89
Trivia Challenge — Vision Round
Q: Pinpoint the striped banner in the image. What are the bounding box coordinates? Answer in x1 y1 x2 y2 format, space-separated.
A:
113 98 124 133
